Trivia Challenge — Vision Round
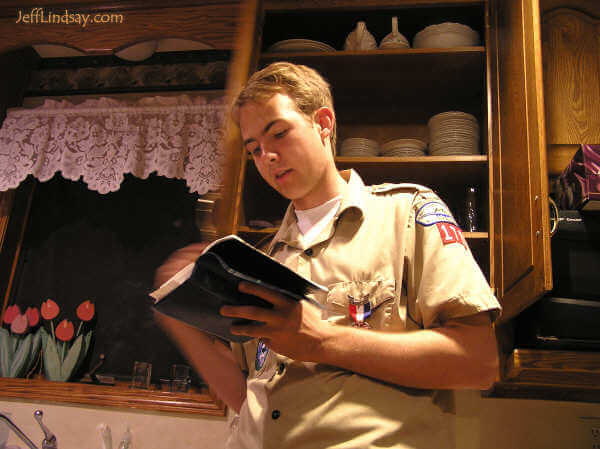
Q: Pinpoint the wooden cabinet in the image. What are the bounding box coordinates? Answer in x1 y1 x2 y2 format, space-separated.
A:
220 0 552 321
487 1 600 402
219 0 600 400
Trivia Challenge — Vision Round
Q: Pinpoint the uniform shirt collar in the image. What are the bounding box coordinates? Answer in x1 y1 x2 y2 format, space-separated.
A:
269 169 366 251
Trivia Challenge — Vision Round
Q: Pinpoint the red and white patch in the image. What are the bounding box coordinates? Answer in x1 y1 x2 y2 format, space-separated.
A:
436 222 467 249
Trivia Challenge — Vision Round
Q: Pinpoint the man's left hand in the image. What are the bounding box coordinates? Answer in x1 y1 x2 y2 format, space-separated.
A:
220 281 331 361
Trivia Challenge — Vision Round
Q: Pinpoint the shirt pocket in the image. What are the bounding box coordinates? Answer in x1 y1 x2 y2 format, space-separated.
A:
325 280 396 328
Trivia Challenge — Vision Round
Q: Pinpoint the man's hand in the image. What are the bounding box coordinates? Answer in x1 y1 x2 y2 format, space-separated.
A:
220 282 333 362
154 242 210 289
222 283 498 390
153 241 248 412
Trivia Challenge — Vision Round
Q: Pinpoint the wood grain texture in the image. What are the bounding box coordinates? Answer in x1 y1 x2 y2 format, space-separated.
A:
541 0 600 18
263 0 485 12
490 0 551 323
547 143 580 176
215 0 261 236
0 3 241 55
542 8 600 144
504 348 600 388
0 378 227 416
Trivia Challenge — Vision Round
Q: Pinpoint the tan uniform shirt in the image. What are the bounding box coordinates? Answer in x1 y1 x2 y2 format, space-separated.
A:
226 170 501 449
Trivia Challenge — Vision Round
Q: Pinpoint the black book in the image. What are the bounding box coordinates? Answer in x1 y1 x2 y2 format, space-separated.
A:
150 235 327 342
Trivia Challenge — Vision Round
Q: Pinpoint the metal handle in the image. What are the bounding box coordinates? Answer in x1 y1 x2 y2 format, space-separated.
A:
34 410 57 449
549 197 559 237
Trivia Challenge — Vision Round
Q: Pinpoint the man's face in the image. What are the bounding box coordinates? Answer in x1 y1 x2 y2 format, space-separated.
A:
239 93 333 210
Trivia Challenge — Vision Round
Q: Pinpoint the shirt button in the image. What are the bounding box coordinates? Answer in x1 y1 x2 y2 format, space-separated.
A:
272 409 281 420
304 248 313 256
278 363 285 374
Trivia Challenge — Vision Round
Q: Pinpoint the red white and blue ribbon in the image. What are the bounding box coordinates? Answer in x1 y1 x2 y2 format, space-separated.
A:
348 295 372 328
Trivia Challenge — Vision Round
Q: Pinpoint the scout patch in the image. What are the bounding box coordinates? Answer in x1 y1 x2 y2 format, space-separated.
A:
255 339 269 371
436 222 468 249
415 201 457 226
348 295 372 329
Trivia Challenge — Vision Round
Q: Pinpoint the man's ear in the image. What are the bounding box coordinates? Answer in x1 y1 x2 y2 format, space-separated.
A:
314 107 335 138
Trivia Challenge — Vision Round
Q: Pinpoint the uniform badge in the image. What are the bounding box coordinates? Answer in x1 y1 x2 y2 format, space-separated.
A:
415 201 457 227
348 295 372 329
436 222 468 249
255 339 269 371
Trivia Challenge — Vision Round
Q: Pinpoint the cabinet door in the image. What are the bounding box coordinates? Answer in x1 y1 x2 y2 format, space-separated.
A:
489 0 552 322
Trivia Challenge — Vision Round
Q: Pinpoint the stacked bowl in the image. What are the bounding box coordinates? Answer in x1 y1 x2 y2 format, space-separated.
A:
380 138 426 157
413 22 479 48
339 138 379 157
428 111 480 156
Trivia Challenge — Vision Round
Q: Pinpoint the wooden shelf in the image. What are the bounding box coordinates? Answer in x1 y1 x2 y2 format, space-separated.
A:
334 154 488 187
0 378 227 416
260 47 485 110
485 349 600 403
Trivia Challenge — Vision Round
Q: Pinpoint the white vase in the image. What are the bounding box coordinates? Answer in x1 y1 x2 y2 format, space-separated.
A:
344 21 377 51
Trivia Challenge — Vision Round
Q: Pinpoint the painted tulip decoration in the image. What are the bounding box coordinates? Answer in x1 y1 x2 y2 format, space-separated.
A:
40 299 95 382
0 304 43 378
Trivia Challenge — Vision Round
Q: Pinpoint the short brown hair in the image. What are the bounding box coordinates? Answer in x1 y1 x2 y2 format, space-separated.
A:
232 62 337 153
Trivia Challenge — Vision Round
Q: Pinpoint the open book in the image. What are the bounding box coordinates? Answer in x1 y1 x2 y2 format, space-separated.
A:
150 235 328 342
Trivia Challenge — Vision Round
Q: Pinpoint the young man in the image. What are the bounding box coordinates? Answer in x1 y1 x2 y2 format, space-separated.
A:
155 62 501 449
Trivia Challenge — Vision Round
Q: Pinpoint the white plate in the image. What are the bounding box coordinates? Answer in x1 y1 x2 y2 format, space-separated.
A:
267 39 336 53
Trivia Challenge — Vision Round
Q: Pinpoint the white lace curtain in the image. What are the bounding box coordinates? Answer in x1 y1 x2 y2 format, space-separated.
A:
0 95 226 194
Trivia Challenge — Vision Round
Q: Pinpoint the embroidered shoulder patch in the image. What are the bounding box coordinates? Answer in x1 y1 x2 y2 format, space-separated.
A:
436 222 468 249
255 339 269 371
415 201 457 226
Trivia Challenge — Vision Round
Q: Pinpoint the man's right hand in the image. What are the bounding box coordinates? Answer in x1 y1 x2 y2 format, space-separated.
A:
154 242 210 288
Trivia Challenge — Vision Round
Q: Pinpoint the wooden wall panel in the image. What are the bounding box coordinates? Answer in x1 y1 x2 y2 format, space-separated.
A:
542 8 600 144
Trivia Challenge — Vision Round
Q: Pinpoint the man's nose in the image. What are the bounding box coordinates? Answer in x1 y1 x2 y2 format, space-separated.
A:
264 147 279 163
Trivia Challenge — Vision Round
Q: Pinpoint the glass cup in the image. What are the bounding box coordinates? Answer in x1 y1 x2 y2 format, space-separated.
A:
159 378 172 392
171 378 190 393
131 361 152 389
170 364 191 392
171 364 190 380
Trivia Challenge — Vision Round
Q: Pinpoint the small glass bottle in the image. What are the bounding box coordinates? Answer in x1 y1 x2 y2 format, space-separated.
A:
464 186 479 232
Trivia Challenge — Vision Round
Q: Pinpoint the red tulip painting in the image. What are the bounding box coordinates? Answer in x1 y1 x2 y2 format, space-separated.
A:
39 299 95 382
2 305 20 325
76 300 95 322
55 319 74 342
41 299 59 320
25 307 40 328
10 314 28 335
1 298 95 381
0 305 42 379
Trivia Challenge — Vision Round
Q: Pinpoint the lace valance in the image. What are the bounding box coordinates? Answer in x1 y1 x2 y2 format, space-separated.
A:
0 95 226 194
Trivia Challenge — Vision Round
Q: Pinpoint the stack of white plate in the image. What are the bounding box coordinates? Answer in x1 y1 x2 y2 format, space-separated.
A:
428 111 480 156
380 138 426 157
339 138 379 157
413 22 479 48
266 39 336 53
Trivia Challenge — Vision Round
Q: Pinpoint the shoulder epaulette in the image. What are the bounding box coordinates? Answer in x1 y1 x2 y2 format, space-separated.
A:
368 182 432 195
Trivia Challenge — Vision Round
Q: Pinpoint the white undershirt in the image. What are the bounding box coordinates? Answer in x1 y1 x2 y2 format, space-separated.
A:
294 195 342 246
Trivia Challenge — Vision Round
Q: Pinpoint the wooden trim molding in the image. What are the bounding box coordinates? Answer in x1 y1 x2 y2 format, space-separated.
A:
0 3 241 55
0 378 227 416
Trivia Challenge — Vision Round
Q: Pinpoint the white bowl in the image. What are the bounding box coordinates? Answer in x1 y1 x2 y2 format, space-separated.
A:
414 23 479 48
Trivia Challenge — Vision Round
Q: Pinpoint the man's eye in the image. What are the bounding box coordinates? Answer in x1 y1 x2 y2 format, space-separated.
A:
248 146 261 156
274 129 288 138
